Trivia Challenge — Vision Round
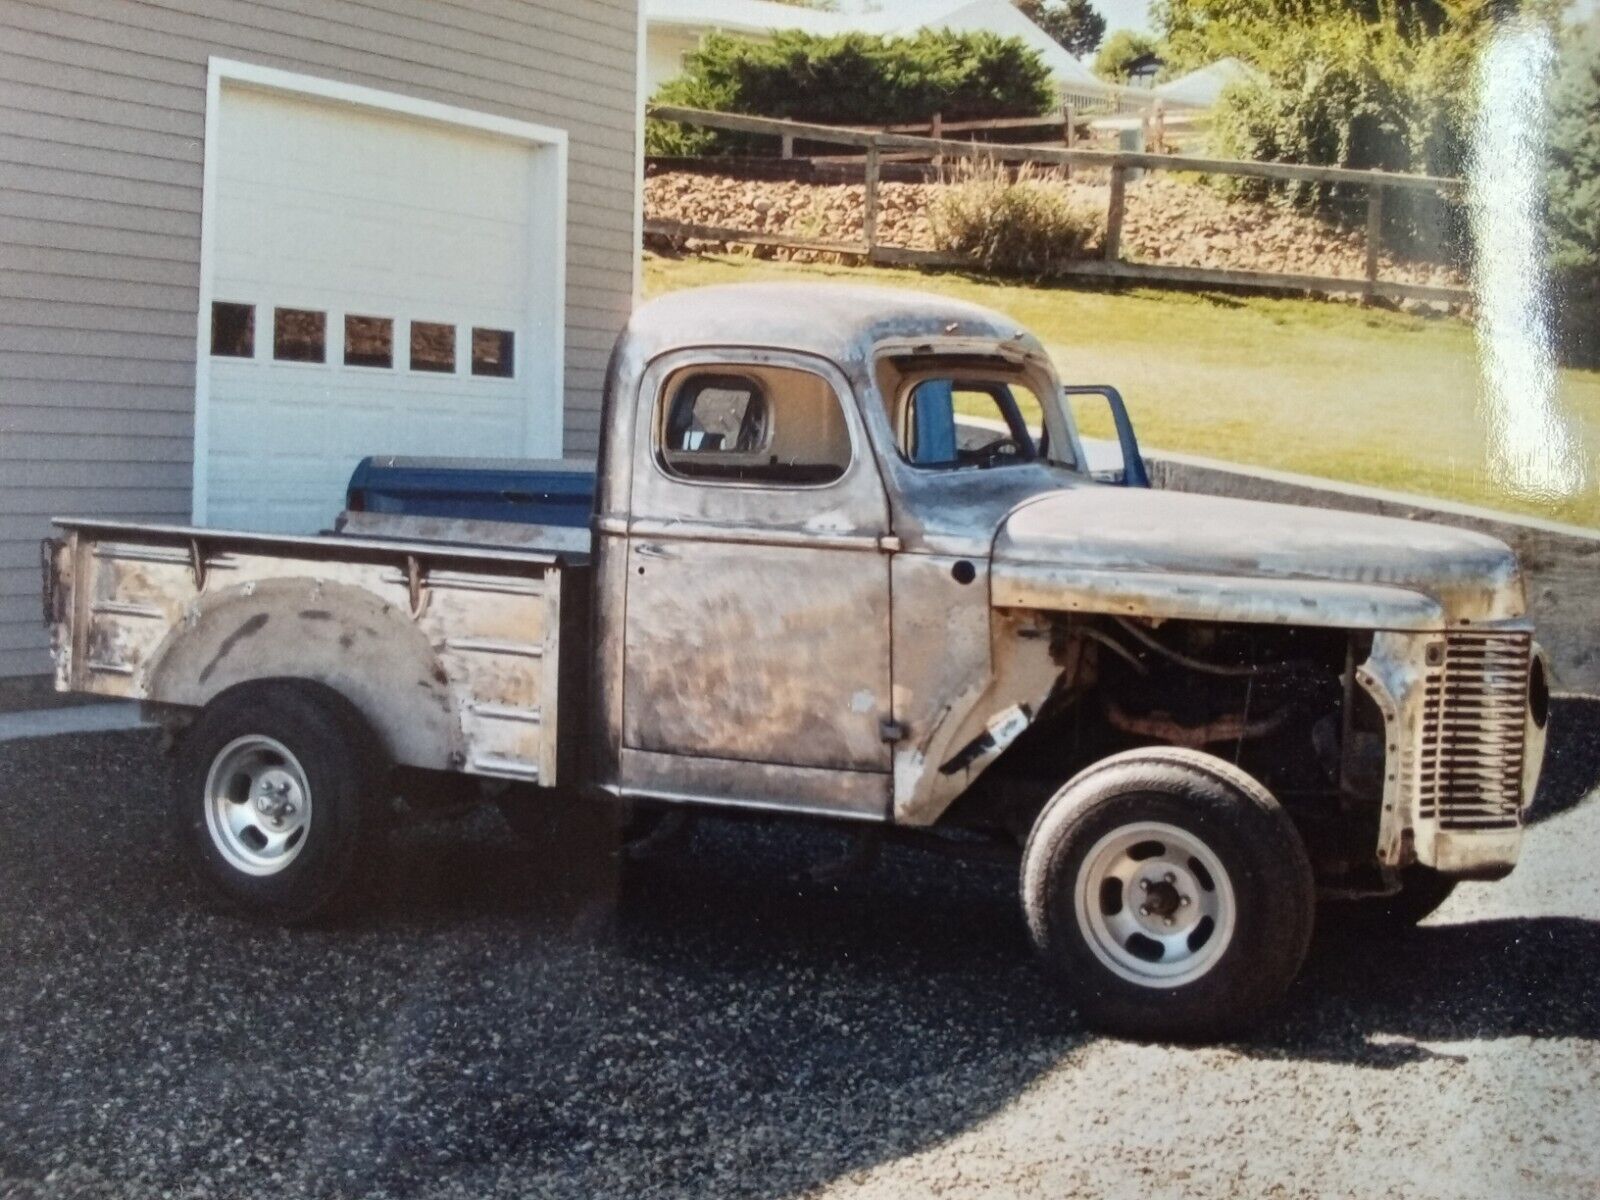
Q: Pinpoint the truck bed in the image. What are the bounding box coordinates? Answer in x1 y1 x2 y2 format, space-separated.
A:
46 518 589 785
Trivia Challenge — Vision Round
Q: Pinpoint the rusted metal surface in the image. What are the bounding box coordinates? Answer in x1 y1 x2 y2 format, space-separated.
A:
599 286 1542 882
1357 627 1546 877
993 488 1526 628
50 521 572 784
48 282 1548 883
617 347 894 781
1104 700 1290 748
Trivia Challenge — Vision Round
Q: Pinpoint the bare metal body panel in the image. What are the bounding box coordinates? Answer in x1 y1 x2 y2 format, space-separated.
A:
994 488 1526 627
47 282 1546 880
49 520 572 784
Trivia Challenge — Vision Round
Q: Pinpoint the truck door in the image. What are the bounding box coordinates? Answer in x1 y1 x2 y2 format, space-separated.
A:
620 351 894 818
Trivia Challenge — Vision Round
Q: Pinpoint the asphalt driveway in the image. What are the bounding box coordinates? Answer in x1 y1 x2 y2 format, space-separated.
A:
1 701 1597 1200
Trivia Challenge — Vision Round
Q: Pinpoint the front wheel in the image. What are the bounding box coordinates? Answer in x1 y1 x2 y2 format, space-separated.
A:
174 681 384 924
1022 748 1315 1042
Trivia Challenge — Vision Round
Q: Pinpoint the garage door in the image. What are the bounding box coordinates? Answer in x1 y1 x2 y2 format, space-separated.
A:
199 81 564 532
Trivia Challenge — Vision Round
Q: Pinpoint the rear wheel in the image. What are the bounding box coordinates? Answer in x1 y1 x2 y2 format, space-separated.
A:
1022 748 1315 1042
175 681 384 924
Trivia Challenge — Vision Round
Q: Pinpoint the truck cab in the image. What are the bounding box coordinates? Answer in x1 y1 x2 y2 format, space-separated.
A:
45 283 1551 1040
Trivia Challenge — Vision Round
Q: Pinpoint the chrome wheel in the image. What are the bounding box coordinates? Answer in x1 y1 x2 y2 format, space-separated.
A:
203 735 313 877
1075 820 1236 988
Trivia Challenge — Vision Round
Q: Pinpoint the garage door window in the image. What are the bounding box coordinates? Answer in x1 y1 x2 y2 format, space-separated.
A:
472 328 515 378
210 302 254 358
344 316 393 369
411 322 456 374
274 308 326 363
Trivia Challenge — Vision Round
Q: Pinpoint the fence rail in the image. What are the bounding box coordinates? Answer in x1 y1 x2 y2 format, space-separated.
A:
644 104 1470 305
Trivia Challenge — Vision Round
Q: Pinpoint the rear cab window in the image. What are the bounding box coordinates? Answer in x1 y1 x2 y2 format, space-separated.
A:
658 366 851 486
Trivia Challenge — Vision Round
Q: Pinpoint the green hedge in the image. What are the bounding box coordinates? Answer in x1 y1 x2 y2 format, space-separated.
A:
647 29 1056 156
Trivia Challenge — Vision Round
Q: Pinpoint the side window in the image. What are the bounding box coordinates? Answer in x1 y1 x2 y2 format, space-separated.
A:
658 367 851 486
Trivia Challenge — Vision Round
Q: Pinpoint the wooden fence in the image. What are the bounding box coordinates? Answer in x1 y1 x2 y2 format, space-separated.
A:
644 104 1470 306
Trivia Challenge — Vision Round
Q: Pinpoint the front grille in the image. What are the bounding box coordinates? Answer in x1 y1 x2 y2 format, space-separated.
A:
1417 631 1531 830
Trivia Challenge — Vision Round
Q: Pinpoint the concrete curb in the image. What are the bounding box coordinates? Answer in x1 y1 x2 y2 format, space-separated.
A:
0 703 152 744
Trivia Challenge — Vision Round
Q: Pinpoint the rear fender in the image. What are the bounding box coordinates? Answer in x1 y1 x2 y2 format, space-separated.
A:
144 577 461 771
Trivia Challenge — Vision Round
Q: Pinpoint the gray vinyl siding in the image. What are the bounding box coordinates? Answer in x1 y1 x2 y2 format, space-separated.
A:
0 0 640 677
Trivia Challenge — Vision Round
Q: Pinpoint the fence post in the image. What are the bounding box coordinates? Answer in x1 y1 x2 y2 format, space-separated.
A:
931 112 944 171
864 137 881 259
1105 162 1127 261
781 132 794 160
1364 184 1385 304
1063 102 1075 182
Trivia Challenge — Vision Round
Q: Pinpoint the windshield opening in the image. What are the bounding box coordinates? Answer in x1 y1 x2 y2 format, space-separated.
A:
876 353 1079 472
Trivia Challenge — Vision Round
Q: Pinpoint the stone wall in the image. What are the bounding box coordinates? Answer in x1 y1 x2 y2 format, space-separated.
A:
645 169 1466 294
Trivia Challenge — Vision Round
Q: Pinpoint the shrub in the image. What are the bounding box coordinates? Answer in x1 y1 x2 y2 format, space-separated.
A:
647 29 1056 156
1094 30 1161 81
930 159 1103 278
1548 20 1600 365
1200 8 1485 258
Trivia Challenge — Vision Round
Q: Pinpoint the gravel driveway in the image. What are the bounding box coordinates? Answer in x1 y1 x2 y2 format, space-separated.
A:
1 702 1596 1200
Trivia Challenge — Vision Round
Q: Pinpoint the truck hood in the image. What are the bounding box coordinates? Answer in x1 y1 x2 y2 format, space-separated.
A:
990 487 1525 630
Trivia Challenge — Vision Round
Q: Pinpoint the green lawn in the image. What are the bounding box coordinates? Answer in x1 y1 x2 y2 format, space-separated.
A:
643 253 1600 528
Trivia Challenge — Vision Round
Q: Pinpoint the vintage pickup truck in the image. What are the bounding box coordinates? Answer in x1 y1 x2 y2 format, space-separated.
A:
44 284 1550 1040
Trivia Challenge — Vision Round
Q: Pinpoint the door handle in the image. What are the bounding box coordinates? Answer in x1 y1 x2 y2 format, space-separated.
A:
634 542 675 560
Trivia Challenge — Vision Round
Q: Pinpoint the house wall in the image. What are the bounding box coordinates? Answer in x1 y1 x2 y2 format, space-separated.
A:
0 0 642 678
646 27 704 94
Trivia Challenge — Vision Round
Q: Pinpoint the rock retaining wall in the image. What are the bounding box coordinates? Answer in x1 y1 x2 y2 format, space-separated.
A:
645 170 1466 294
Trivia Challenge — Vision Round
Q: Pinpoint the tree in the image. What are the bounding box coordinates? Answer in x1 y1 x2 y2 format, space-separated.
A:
1548 20 1600 365
1015 0 1107 57
1152 0 1467 75
1094 29 1160 80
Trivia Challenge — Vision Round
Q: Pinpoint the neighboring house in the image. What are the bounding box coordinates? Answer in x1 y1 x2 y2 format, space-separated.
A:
0 0 642 681
1152 56 1257 109
1122 49 1165 87
647 0 841 91
645 0 1118 102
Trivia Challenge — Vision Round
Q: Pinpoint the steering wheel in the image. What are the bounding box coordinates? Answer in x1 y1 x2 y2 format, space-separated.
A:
973 436 1021 467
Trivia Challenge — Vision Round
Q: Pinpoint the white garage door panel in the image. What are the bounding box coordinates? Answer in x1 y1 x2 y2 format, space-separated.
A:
201 82 561 532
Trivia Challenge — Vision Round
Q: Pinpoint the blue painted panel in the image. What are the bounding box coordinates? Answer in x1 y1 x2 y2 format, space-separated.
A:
910 380 958 465
346 458 597 527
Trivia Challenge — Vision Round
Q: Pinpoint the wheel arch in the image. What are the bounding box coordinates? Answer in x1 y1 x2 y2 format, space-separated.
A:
144 577 461 771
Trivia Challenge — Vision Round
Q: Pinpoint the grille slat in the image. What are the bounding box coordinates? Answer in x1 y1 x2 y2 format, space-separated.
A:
1415 631 1530 831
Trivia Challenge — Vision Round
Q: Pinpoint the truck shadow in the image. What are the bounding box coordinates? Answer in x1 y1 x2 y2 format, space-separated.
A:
1525 696 1600 826
2 712 1598 1199
1251 915 1600 1067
